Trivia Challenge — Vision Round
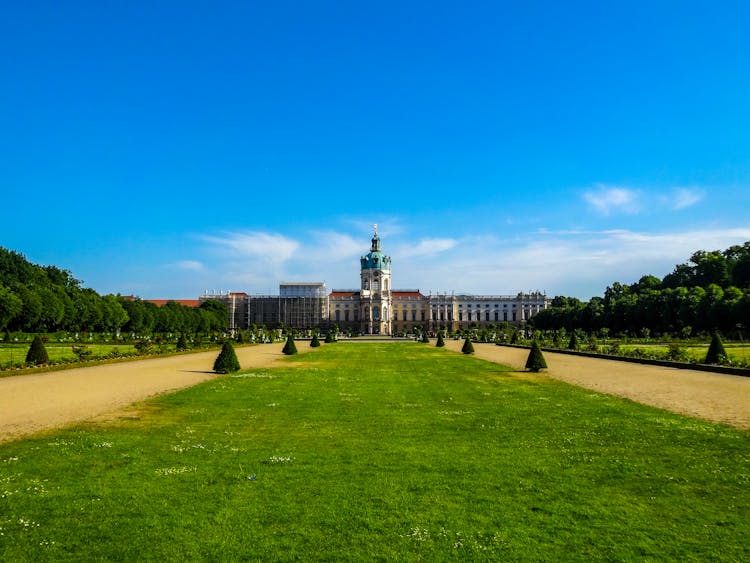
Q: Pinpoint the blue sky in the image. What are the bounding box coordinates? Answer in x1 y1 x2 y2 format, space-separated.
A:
2 1 749 299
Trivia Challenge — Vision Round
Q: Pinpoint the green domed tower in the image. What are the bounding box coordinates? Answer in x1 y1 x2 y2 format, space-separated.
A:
360 225 392 335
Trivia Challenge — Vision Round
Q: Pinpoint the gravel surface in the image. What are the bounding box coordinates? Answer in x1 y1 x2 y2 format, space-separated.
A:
0 344 299 443
445 341 750 430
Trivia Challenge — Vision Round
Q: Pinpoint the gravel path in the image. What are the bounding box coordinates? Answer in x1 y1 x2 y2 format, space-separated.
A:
0 344 300 443
444 341 750 430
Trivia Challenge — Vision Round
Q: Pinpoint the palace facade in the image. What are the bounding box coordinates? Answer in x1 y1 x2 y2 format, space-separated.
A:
200 229 548 334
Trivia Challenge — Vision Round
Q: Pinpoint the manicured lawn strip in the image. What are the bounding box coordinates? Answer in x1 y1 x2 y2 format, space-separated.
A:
0 343 748 560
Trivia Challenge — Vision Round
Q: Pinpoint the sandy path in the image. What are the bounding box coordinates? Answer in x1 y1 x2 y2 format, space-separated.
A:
0 344 301 443
443 341 750 430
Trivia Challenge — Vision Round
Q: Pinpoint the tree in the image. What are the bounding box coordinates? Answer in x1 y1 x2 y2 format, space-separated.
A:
704 332 727 364
213 340 240 373
461 337 474 354
525 341 547 372
282 334 298 355
25 335 49 365
310 333 321 347
324 331 335 343
0 285 22 330
421 331 429 343
436 331 445 347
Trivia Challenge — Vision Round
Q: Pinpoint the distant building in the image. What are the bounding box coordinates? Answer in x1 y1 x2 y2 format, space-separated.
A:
200 228 548 333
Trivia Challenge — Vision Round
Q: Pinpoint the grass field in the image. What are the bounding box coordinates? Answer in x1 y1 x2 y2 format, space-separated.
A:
618 342 750 362
1 343 748 560
0 343 137 366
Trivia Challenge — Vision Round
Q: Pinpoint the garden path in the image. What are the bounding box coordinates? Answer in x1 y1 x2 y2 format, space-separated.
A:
0 344 300 443
444 341 750 430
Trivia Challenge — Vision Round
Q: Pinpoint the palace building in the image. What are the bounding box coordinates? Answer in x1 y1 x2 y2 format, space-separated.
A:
200 228 548 334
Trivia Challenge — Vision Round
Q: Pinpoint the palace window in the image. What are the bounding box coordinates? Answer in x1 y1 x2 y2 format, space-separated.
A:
403 310 407 321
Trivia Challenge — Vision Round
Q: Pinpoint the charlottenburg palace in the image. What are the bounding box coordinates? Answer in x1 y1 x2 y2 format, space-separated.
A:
198 228 548 335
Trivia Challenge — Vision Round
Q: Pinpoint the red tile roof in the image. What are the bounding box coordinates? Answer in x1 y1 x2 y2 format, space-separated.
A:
393 291 425 297
147 299 201 308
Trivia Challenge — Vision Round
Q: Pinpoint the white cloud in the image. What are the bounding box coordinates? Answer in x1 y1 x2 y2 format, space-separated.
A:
671 188 703 210
172 260 204 271
202 231 299 264
396 238 458 258
583 185 641 215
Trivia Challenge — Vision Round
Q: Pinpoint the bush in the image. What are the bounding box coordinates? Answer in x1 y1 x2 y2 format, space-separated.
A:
176 334 189 351
421 331 429 343
436 332 445 347
25 335 49 365
461 338 474 354
213 341 241 373
704 332 727 364
310 333 321 348
324 332 335 344
282 335 298 355
72 345 93 361
525 341 547 372
510 331 518 344
567 332 579 351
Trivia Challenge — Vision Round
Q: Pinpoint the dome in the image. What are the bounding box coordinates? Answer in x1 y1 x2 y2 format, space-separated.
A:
360 232 391 271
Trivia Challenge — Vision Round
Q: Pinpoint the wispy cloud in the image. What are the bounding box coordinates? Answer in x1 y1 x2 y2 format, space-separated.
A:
671 188 703 210
201 231 299 264
171 260 204 271
189 223 750 300
396 238 458 258
583 185 641 215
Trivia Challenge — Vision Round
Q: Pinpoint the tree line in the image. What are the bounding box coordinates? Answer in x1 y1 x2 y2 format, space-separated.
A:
531 242 750 337
0 247 226 335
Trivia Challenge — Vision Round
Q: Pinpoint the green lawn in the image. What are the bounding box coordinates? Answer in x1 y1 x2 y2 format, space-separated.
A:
619 342 750 362
1 343 748 560
0 343 137 366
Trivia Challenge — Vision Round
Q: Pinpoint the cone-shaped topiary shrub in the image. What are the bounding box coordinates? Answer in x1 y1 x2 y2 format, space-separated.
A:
567 332 579 351
525 341 547 372
282 334 298 355
461 337 474 354
436 332 445 347
310 333 321 347
324 331 335 343
213 340 240 373
510 331 518 344
25 335 49 365
176 333 189 351
704 332 727 364
421 331 430 343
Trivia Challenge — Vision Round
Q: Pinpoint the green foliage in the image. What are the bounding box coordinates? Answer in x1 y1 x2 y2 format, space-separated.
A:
324 332 335 343
704 332 727 364
461 337 474 354
282 335 298 355
567 332 579 350
510 331 518 344
310 333 321 348
421 331 429 343
176 333 190 351
71 345 93 361
213 340 241 373
25 335 49 365
525 341 547 372
436 332 445 347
